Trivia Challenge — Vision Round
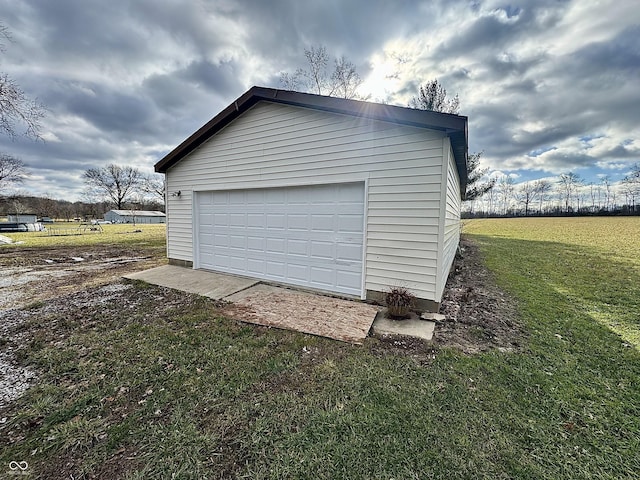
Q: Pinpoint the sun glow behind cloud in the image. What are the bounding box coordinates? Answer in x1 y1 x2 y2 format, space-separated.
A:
0 0 638 200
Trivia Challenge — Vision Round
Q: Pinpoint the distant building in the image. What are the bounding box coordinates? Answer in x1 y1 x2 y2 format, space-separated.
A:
7 214 38 223
104 210 166 224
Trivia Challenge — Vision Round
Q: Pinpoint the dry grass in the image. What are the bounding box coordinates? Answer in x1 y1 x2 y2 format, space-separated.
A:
1 223 166 249
464 216 640 267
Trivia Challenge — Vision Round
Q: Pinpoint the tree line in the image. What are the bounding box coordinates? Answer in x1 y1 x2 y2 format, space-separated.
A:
0 193 165 222
464 165 640 218
1 162 166 220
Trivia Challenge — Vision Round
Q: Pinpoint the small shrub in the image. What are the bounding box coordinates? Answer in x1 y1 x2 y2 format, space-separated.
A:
385 286 416 319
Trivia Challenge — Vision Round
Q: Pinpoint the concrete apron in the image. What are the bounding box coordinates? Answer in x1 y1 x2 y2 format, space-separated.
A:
124 265 392 344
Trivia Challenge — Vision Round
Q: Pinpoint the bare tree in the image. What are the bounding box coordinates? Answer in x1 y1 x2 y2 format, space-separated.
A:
11 198 27 219
517 182 538 216
0 154 27 193
83 164 142 209
534 179 552 214
486 179 498 215
0 25 45 139
558 172 582 212
589 182 597 212
498 175 515 215
409 79 460 114
621 166 639 212
0 24 44 197
280 45 363 99
35 195 59 220
331 55 362 99
141 173 166 205
601 176 612 211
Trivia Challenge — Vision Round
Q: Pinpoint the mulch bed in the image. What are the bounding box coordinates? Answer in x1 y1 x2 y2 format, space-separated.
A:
435 236 526 354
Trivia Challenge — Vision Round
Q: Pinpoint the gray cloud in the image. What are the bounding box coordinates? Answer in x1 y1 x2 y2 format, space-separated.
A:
0 0 637 199
433 1 568 60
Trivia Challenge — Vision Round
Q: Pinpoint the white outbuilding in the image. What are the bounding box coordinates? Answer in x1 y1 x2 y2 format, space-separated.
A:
104 210 166 224
7 214 38 223
155 87 468 310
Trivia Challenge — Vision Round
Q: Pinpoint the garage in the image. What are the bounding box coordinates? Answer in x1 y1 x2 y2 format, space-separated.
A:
195 182 365 297
157 86 468 310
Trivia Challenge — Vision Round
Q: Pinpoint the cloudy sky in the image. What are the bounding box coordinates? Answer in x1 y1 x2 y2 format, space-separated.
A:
0 0 638 201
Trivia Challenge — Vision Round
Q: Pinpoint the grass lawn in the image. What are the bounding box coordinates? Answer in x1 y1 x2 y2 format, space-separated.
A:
1 223 167 249
2 217 639 479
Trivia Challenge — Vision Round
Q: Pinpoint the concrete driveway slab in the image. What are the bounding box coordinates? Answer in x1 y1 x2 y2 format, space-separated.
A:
125 266 379 344
124 265 258 300
371 311 435 341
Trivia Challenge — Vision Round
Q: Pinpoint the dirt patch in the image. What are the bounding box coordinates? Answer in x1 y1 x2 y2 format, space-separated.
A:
435 236 525 354
368 236 524 357
0 245 164 310
0 245 165 409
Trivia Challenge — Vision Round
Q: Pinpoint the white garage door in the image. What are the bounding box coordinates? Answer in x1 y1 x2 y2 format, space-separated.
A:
196 182 365 296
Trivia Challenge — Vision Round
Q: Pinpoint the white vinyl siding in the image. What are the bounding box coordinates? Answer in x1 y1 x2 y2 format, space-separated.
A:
437 139 462 300
166 102 450 301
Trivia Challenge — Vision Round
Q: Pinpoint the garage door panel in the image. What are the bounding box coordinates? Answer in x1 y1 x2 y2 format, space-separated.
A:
338 184 362 201
266 237 285 253
247 190 265 204
247 214 264 228
338 214 363 233
267 214 285 229
228 190 245 204
287 214 308 230
288 187 310 204
266 261 285 277
213 213 227 226
310 241 334 259
199 192 213 205
228 255 246 271
287 263 309 282
310 266 334 287
337 243 361 261
212 192 227 204
311 215 335 231
214 254 229 268
229 235 246 250
266 189 286 204
247 258 265 275
288 239 308 256
337 270 361 291
229 214 245 226
247 236 264 252
197 182 364 296
213 234 228 247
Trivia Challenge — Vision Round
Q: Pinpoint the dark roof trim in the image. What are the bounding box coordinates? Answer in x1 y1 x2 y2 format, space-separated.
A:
155 86 468 192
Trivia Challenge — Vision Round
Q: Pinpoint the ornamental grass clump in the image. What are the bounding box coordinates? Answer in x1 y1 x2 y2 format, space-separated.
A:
385 286 416 319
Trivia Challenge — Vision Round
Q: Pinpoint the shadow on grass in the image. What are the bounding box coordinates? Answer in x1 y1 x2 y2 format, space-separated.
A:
469 234 640 349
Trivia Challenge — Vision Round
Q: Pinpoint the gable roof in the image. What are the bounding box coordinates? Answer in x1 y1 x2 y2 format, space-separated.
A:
155 86 468 191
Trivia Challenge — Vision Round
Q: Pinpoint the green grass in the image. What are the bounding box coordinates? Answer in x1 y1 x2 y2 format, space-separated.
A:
464 217 640 347
2 217 639 479
0 223 167 249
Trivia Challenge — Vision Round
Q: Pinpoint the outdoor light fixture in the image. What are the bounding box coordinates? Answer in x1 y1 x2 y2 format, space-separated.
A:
171 190 181 197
